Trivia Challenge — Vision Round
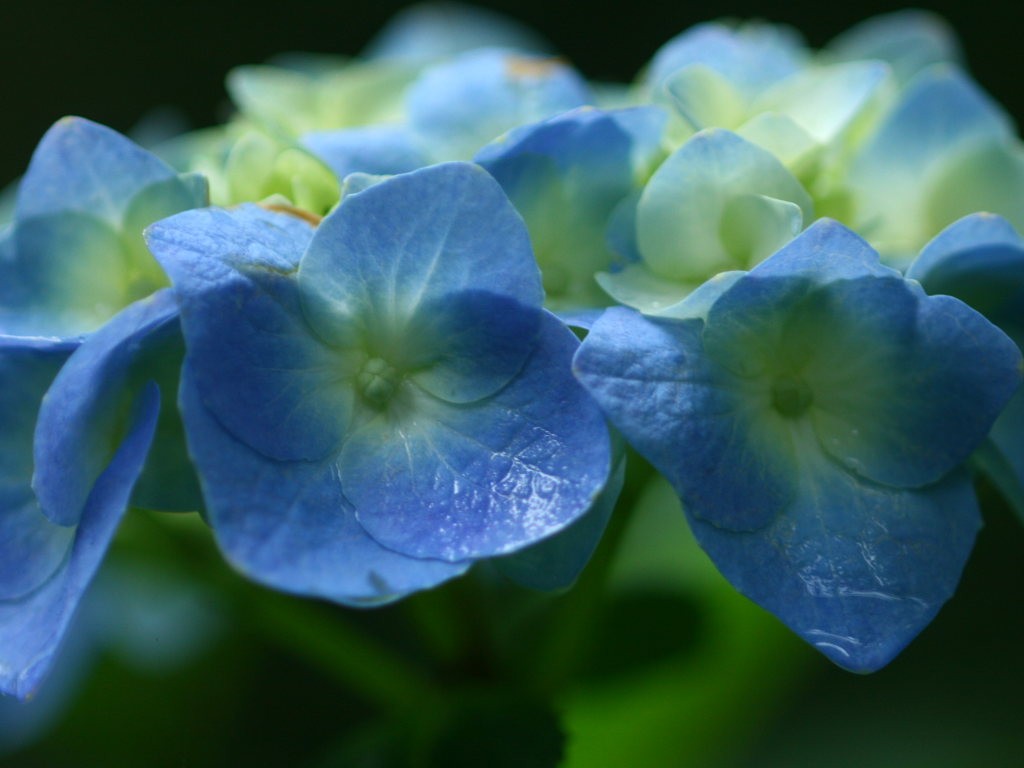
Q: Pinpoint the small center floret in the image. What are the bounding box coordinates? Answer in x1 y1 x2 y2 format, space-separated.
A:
357 357 401 408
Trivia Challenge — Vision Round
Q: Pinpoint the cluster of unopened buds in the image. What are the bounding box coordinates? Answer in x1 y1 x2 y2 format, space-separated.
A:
3 4 1023 699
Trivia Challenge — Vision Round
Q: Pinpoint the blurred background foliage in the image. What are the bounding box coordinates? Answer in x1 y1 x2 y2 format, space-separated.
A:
2 1 1023 766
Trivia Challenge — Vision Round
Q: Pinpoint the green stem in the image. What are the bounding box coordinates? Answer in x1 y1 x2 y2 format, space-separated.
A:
532 453 654 695
403 583 467 666
245 591 439 712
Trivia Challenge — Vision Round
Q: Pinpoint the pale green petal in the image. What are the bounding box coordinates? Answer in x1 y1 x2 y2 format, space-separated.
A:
227 61 415 138
736 112 819 174
925 139 1024 237
753 61 890 146
663 64 747 132
720 194 805 269
636 129 812 282
596 263 694 314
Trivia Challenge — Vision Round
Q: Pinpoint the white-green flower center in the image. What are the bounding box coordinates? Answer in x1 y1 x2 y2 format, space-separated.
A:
357 357 401 408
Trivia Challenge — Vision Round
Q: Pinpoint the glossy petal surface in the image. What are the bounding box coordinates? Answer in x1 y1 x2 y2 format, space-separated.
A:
689 459 981 672
575 219 1021 670
178 365 467 604
574 307 797 532
345 312 611 562
704 224 1022 489
494 445 624 591
162 162 612 598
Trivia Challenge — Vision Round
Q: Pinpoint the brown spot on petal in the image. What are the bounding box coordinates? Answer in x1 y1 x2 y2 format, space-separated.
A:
505 55 566 79
260 202 322 227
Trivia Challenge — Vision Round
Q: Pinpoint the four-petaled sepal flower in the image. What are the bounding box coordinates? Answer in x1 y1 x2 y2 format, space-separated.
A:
574 219 1022 671
146 162 614 604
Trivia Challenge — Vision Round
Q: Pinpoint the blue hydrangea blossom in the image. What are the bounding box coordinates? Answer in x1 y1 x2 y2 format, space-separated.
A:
574 220 1022 671
146 162 613 604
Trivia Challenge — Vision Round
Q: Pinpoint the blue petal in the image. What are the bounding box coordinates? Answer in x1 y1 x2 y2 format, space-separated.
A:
736 218 894 283
605 189 642 265
475 106 666 310
706 221 1022 488
302 125 429 179
0 498 72 604
573 307 796 531
803 283 1020 488
0 337 76 600
345 312 612 562
688 460 981 672
0 381 159 699
406 49 591 161
0 594 94 749
146 205 348 462
32 289 198 527
494 449 625 591
475 105 666 174
695 221 894 373
299 162 543 403
404 290 542 404
908 213 1024 325
908 214 1024 517
15 117 181 223
178 365 467 604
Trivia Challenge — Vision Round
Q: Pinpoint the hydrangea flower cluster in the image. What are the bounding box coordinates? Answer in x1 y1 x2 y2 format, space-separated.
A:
3 5 1023 697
